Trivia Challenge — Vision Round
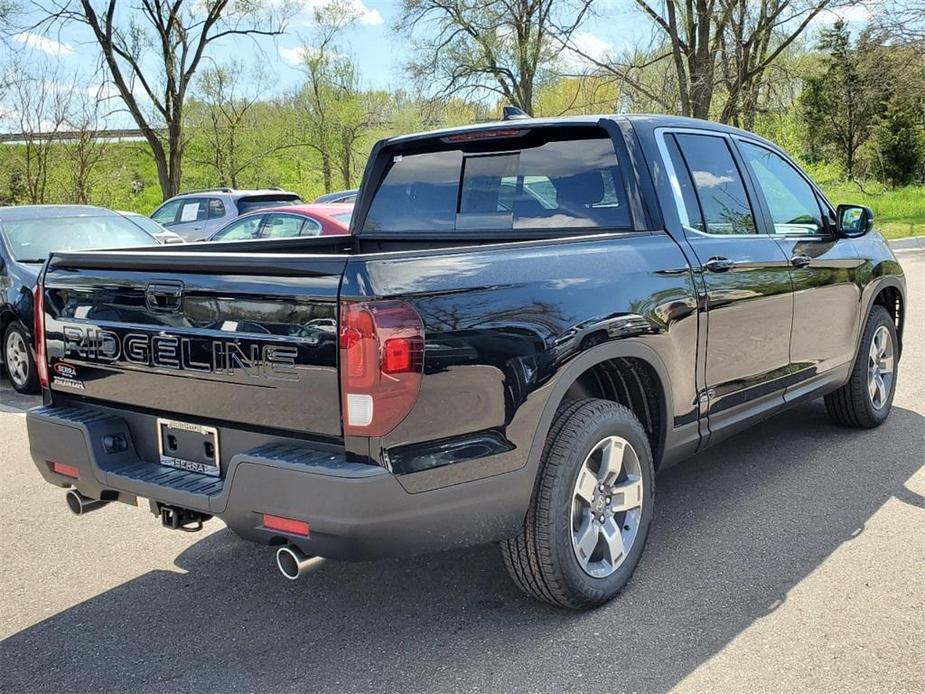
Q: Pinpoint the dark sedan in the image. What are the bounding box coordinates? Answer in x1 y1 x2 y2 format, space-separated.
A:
313 189 358 204
0 205 158 393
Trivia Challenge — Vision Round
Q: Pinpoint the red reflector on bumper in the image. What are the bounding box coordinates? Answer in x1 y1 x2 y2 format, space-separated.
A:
262 514 310 537
51 461 79 479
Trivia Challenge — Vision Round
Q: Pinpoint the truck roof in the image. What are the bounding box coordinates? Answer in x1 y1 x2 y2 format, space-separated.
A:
384 113 777 149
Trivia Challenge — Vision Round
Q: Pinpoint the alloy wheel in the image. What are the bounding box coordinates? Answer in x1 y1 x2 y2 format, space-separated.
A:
5 329 31 389
867 325 894 410
570 436 645 578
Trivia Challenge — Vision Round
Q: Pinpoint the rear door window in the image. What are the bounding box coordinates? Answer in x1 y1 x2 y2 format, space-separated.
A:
300 217 323 236
674 133 756 235
261 213 305 239
177 198 208 223
363 130 631 233
664 135 704 231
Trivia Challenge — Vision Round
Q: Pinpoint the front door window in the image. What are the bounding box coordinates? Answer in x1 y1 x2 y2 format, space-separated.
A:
739 142 826 236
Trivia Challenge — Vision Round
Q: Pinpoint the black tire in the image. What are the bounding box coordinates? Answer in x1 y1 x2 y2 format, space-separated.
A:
824 305 898 428
3 322 38 394
501 399 655 609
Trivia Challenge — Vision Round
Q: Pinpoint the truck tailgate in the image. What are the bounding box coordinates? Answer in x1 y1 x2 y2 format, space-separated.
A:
40 250 346 437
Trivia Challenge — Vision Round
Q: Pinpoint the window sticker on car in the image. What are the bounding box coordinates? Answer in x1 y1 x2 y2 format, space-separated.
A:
180 202 200 222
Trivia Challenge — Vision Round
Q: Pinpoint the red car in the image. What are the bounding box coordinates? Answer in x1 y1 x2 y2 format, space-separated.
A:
207 204 352 241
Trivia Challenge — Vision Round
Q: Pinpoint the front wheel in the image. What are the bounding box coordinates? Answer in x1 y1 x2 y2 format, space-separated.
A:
4 323 38 394
501 399 655 609
825 305 898 428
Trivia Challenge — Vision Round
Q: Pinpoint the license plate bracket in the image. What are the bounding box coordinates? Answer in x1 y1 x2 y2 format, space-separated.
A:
156 418 220 477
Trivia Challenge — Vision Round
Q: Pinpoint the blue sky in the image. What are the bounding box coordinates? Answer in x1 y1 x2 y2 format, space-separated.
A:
3 0 874 131
8 0 643 95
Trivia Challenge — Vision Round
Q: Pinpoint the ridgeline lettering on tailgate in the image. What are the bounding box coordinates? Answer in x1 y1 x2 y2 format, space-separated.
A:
61 325 299 382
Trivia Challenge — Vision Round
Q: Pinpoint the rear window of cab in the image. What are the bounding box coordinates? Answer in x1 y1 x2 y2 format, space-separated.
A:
362 128 630 234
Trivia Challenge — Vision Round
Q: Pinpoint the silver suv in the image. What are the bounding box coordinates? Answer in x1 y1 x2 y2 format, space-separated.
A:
150 188 302 241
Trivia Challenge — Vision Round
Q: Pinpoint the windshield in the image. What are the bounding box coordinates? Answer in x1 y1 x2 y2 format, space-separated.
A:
1 214 156 262
123 214 166 236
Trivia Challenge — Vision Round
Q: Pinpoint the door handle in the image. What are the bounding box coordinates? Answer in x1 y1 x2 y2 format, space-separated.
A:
704 257 734 272
790 254 812 268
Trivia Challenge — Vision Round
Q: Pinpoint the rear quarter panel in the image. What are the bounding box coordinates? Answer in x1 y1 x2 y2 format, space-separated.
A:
342 231 700 491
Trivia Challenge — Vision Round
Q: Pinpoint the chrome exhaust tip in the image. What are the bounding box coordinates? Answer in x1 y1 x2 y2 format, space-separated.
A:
275 545 323 580
65 489 108 516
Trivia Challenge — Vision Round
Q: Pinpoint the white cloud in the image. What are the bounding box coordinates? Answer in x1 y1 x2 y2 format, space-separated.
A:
571 32 613 63
12 31 74 56
562 31 614 69
356 4 384 26
692 171 734 188
279 45 312 65
291 0 384 26
815 3 876 25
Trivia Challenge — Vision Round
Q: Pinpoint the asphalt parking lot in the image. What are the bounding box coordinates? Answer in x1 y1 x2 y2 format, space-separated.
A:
1 252 923 693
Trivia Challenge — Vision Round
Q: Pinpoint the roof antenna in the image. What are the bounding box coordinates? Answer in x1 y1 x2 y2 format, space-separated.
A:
502 106 531 121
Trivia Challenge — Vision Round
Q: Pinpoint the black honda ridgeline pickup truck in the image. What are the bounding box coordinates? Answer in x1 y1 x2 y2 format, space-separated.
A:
27 115 905 608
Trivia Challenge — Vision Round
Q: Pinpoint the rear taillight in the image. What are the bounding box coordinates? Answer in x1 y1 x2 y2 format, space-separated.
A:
339 300 424 437
34 281 48 388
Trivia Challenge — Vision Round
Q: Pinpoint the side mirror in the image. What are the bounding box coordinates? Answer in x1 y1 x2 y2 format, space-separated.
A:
836 204 874 238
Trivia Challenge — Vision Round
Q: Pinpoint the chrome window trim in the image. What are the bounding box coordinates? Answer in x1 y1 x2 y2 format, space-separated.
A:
654 128 691 229
654 127 769 240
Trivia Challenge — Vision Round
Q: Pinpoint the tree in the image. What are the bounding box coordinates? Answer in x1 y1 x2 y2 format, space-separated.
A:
62 83 108 203
291 0 376 192
188 60 274 188
572 1 851 124
31 0 290 200
874 0 925 44
799 21 877 178
7 62 72 203
399 0 595 115
0 0 15 27
873 92 924 186
533 74 620 116
715 1 830 127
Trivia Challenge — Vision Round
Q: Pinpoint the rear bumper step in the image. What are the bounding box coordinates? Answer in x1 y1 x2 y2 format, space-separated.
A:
27 405 529 560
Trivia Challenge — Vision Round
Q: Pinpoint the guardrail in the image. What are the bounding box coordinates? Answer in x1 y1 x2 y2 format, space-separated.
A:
0 128 154 144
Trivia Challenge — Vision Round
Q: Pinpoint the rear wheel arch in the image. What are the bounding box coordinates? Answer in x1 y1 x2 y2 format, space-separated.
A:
527 342 672 480
871 283 904 355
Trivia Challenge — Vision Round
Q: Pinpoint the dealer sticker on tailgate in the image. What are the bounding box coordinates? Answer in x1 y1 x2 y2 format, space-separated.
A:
156 418 221 477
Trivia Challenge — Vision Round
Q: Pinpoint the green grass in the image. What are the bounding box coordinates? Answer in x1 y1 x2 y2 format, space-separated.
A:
820 182 925 239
